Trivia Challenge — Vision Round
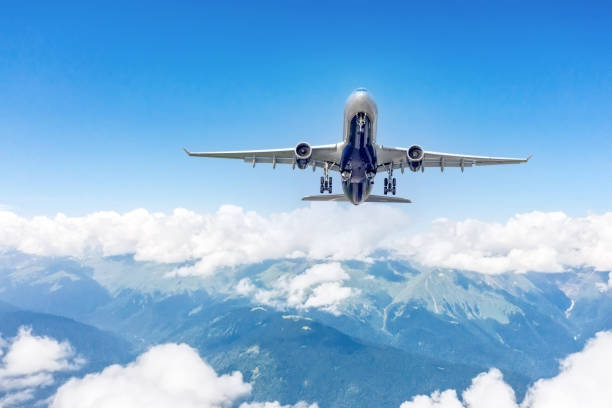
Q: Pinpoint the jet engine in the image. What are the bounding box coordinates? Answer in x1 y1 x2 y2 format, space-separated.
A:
294 142 312 169
407 145 424 172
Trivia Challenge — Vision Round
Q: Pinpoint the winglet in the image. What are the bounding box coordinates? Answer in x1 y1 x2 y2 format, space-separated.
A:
183 148 192 156
526 154 533 162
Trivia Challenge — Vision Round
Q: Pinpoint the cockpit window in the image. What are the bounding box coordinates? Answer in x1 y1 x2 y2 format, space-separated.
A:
355 87 368 92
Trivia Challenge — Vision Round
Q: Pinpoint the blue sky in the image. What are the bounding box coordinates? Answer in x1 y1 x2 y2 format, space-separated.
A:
1 1 611 222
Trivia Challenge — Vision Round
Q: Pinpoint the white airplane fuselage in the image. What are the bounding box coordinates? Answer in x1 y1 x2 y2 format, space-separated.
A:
339 88 380 204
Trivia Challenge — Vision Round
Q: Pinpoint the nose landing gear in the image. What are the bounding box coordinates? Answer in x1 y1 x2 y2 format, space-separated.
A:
357 112 366 131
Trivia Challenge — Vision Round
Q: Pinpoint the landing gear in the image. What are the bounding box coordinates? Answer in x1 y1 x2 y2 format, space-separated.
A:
320 176 332 193
320 163 332 193
357 112 366 131
383 178 396 195
383 168 397 195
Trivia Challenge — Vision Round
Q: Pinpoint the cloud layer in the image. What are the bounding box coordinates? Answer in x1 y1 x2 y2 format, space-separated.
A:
400 330 612 408
395 211 612 274
1 206 610 275
0 327 83 407
50 343 316 408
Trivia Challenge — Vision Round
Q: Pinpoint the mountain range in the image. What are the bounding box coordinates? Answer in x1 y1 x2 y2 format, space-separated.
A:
0 251 610 407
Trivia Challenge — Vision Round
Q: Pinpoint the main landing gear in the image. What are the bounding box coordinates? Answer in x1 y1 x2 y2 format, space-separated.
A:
320 163 332 193
383 167 397 195
320 176 332 193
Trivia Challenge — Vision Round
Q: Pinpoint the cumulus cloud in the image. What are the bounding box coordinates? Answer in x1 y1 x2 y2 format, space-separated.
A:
243 263 358 315
394 211 612 274
400 390 463 408
240 402 318 408
0 327 83 407
1 328 82 379
0 207 611 275
522 330 612 408
50 343 315 408
399 330 612 408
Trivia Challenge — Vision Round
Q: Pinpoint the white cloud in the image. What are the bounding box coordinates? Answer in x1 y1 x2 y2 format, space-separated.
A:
400 390 463 408
399 330 612 408
392 211 612 274
1 327 81 378
0 389 34 408
596 272 612 292
240 402 318 408
49 343 315 408
1 207 611 276
461 369 518 408
303 282 353 309
0 205 408 276
522 330 612 408
0 327 83 407
247 263 358 315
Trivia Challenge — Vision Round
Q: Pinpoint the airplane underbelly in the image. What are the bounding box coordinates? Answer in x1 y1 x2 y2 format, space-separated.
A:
343 181 372 205
339 111 377 205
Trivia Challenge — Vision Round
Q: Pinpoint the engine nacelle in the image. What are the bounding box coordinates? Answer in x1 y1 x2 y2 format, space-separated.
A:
294 142 312 170
407 145 424 172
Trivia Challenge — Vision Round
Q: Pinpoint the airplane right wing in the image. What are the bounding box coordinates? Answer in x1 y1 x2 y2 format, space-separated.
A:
420 151 532 168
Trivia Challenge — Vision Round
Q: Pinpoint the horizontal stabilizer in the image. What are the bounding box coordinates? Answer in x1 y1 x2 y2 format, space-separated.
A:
302 194 411 203
365 195 412 203
302 194 349 202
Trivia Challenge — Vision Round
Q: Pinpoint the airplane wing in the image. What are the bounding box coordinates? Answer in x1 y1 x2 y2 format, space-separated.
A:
302 194 411 203
184 144 342 171
376 146 531 172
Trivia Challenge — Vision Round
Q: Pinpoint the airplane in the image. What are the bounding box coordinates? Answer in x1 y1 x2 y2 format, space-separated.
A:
184 88 531 205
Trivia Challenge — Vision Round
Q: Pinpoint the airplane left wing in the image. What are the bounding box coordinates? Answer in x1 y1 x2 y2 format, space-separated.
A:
184 144 342 170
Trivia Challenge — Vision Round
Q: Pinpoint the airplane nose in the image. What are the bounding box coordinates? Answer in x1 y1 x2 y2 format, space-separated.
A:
345 89 378 117
350 88 371 99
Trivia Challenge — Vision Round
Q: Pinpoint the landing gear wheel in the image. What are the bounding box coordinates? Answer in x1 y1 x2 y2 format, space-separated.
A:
392 186 396 195
392 178 396 195
320 176 333 193
384 178 389 195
